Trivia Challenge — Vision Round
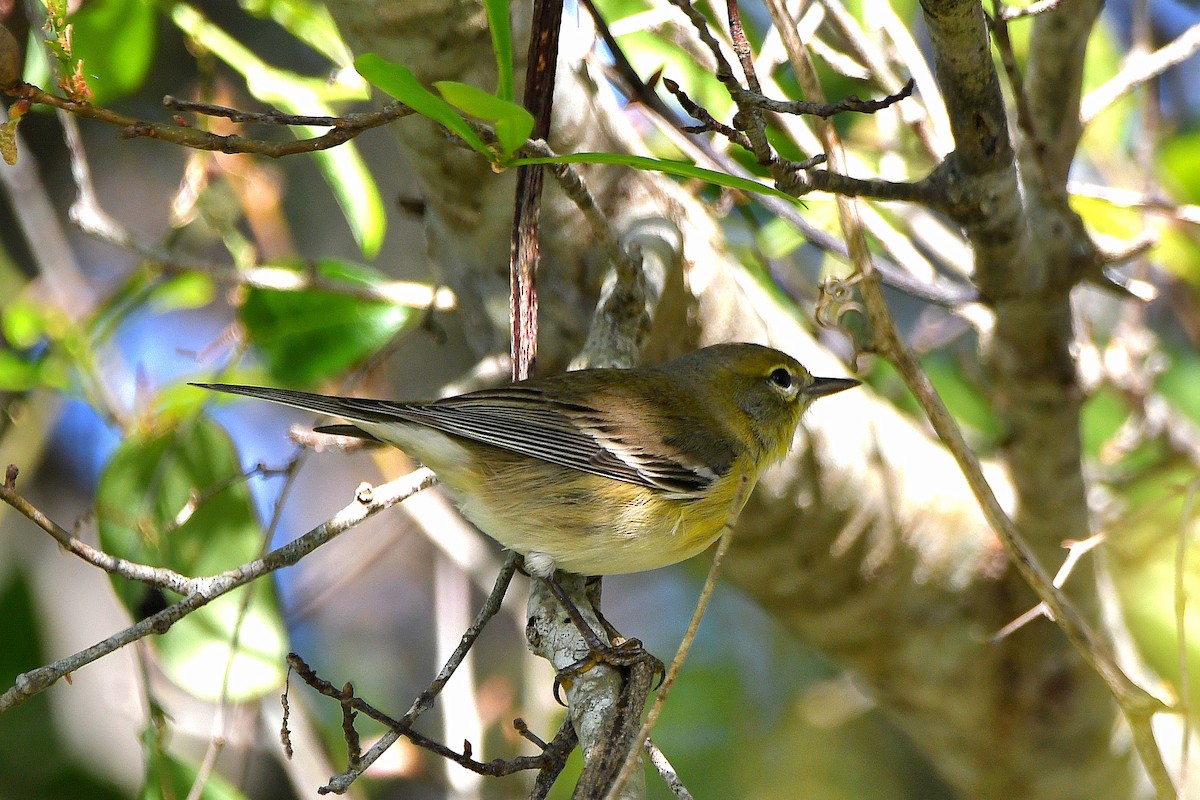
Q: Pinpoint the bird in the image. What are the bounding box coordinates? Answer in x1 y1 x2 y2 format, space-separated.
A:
191 342 859 579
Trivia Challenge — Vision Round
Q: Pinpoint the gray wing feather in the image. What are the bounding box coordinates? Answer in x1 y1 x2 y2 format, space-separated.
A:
192 383 715 494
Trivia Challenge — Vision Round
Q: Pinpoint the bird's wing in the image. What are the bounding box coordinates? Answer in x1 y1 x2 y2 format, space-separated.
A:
192 382 727 495
400 386 728 495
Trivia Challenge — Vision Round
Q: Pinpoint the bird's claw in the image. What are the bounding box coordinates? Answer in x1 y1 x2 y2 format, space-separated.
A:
551 637 666 705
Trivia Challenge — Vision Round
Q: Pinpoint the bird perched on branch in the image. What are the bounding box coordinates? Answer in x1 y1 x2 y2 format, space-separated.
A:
193 342 859 579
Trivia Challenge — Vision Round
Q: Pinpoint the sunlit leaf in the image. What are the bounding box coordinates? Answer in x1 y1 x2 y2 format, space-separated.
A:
238 0 355 68
435 80 533 157
166 3 381 256
239 258 418 385
510 152 804 204
0 352 39 391
147 273 216 313
97 419 288 701
69 0 157 104
2 300 46 348
482 0 515 101
309 136 387 259
355 54 490 155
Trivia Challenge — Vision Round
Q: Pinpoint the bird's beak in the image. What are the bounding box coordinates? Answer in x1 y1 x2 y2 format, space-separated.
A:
808 376 861 397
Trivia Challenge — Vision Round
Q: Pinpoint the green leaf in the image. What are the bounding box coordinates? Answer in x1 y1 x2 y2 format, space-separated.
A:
510 152 806 204
97 419 288 702
1159 345 1200 426
922 356 1002 446
141 747 249 800
69 0 157 104
166 3 381 256
239 258 418 385
308 140 387 259
1158 130 1200 205
147 273 216 312
0 351 39 391
2 300 46 348
482 0 515 101
435 80 534 157
238 0 355 68
354 53 491 156
1081 386 1129 459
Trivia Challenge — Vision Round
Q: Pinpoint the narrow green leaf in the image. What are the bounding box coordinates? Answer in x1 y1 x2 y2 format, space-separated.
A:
355 53 490 155
482 0 515 101
435 80 534 157
167 3 381 255
510 152 805 205
306 130 387 258
238 0 356 69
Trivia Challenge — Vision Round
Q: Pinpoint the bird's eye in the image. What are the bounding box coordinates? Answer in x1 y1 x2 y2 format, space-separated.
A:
769 367 794 389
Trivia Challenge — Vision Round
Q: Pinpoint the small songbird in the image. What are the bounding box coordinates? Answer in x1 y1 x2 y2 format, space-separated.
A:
192 343 858 579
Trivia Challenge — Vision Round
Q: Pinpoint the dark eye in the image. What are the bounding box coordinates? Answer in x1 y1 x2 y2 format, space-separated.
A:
769 367 794 389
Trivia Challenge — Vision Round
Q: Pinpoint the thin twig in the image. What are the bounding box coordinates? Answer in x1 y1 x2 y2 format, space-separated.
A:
578 0 975 308
320 554 521 792
0 469 438 711
7 82 412 157
163 96 353 127
988 2 1047 176
644 739 694 800
1 465 193 594
289 651 574 783
742 78 916 117
1000 0 1072 19
1081 22 1200 123
604 477 751 800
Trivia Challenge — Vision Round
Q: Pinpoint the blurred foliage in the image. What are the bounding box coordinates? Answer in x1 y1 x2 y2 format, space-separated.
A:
69 0 157 105
238 257 419 386
97 418 288 702
0 575 126 799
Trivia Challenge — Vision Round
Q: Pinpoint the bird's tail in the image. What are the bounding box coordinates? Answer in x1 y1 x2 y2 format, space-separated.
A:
190 382 391 425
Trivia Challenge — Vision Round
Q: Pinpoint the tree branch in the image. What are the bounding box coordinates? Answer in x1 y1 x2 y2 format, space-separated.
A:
0 469 437 711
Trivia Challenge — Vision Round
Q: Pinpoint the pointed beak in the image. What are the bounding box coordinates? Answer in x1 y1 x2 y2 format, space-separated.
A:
807 376 861 398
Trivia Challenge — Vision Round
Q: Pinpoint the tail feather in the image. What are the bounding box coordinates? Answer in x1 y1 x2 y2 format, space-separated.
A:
189 382 394 425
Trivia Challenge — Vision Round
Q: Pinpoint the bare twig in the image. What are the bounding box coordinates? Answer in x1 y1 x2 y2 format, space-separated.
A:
743 78 916 117
1 466 193 594
319 554 522 792
7 82 412 157
1000 0 1072 20
644 739 694 800
289 651 576 784
991 534 1106 640
0 469 438 711
1081 22 1200 123
163 96 354 127
604 477 751 800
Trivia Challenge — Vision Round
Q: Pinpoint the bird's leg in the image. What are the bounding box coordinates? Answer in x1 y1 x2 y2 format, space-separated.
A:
583 575 626 644
543 574 664 704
